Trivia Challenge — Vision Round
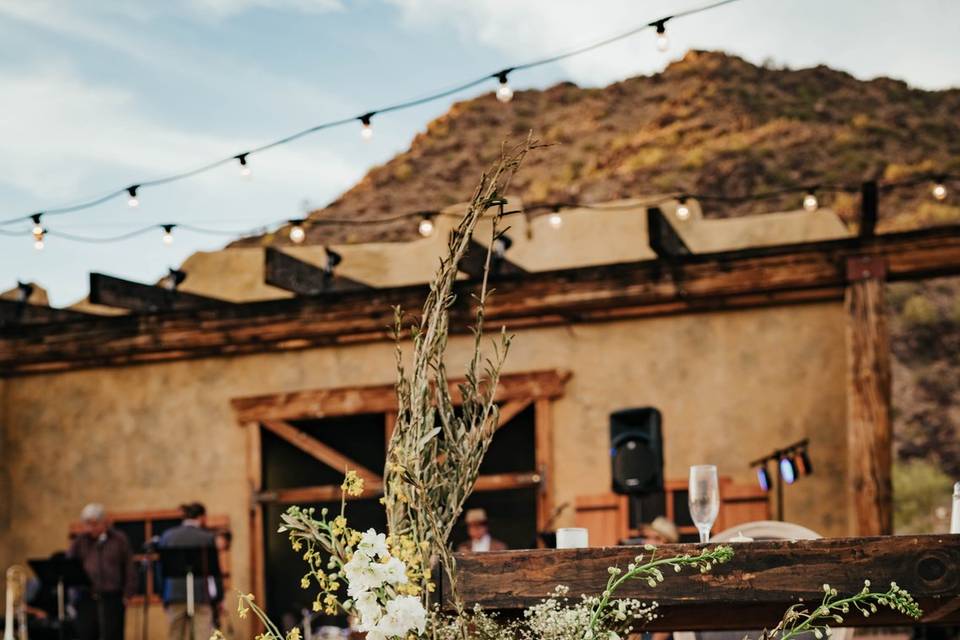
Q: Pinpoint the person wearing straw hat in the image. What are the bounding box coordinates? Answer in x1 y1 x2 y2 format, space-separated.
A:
456 508 507 552
640 516 679 545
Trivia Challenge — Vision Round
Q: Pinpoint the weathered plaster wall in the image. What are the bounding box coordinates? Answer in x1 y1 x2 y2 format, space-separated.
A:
0 302 847 637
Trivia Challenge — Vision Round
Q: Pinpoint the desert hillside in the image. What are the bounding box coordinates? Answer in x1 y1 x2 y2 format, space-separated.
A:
236 51 960 529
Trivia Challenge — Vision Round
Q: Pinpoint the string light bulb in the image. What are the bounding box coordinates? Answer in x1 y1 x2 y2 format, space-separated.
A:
31 213 45 251
360 113 374 141
932 177 947 201
803 189 819 212
496 70 514 103
653 19 669 52
289 219 306 244
548 208 563 229
127 185 140 208
418 213 435 238
161 224 175 246
676 196 690 220
236 153 251 179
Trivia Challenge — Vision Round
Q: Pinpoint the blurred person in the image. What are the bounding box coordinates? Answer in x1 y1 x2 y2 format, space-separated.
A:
158 503 218 640
640 516 679 545
456 508 507 552
68 503 136 640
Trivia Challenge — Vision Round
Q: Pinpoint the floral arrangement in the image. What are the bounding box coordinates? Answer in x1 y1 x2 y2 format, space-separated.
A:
229 139 924 640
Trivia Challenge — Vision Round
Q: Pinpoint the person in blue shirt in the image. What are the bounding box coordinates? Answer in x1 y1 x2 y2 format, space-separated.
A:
158 503 218 640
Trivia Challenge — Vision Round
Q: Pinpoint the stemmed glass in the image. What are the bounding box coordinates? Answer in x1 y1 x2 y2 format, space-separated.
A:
688 464 720 543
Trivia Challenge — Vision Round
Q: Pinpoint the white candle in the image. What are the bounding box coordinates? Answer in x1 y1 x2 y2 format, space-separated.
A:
556 527 589 549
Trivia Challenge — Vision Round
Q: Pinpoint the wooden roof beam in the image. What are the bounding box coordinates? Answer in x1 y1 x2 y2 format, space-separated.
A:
89 272 230 313
458 237 527 279
264 247 371 296
0 299 91 328
647 206 691 259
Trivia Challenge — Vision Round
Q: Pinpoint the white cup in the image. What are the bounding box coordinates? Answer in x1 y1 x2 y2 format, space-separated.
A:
556 527 589 549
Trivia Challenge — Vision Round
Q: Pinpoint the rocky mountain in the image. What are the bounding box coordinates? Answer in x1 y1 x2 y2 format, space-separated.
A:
235 51 960 528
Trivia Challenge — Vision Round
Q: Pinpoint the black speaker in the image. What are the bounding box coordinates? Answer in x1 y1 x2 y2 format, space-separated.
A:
610 407 664 495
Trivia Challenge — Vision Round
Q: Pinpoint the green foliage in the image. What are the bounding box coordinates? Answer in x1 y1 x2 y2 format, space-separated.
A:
901 294 940 327
893 459 955 534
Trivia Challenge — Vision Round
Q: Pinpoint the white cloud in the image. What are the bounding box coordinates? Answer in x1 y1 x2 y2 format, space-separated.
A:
183 0 343 19
0 67 360 206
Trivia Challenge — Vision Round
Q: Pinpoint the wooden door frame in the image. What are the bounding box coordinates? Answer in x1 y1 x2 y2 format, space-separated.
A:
231 369 570 607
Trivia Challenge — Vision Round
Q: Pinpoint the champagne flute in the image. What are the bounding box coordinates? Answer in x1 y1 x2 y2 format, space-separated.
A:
688 464 720 543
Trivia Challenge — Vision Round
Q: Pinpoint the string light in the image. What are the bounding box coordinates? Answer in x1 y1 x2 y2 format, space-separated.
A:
417 213 435 237
495 70 514 103
652 19 669 52
162 224 175 246
127 186 140 208
675 196 690 220
31 214 45 251
547 208 563 229
0 0 780 227
802 188 819 212
236 153 251 179
289 219 306 244
932 176 948 201
360 114 374 141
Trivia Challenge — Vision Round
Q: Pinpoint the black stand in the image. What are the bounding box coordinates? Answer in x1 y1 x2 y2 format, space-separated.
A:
28 553 89 640
157 547 221 640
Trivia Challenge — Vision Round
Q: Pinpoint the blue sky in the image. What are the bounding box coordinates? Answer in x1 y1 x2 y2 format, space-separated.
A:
2 0 959 306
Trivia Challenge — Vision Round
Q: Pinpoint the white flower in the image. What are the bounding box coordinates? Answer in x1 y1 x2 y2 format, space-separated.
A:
353 591 382 629
375 595 427 637
343 551 385 597
358 529 390 559
378 556 409 586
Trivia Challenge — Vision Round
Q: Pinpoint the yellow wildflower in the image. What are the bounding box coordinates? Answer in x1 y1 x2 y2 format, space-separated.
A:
286 628 302 640
312 599 322 613
341 470 364 496
300 576 310 589
290 538 302 552
209 630 226 640
331 515 347 535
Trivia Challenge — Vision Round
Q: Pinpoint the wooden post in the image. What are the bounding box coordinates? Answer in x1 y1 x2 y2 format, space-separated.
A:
534 398 555 538
245 422 265 633
845 256 893 535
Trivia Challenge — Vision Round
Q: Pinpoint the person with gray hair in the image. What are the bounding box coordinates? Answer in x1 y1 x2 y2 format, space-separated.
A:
68 503 136 640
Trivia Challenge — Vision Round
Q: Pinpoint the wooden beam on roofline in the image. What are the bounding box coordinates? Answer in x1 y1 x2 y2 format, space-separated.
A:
5 224 960 375
89 272 230 313
459 238 527 279
647 206 691 259
443 535 960 630
264 247 371 296
0 299 91 328
231 370 570 423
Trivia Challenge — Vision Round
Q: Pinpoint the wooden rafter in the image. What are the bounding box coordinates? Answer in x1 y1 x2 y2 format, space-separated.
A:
0 299 90 328
443 535 960 630
6 225 960 374
261 419 382 484
89 272 228 312
458 239 527 279
232 370 569 423
264 247 371 296
495 398 533 430
646 206 691 259
255 471 540 506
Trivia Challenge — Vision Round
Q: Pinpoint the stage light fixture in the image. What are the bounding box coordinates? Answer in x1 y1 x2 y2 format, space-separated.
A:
756 465 771 492
779 454 797 484
161 224 175 246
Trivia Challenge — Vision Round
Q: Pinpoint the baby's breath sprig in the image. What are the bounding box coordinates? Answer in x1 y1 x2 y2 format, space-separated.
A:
586 545 735 638
766 580 923 640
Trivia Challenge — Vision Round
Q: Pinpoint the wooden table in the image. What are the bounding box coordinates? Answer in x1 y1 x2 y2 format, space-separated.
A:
442 535 960 631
